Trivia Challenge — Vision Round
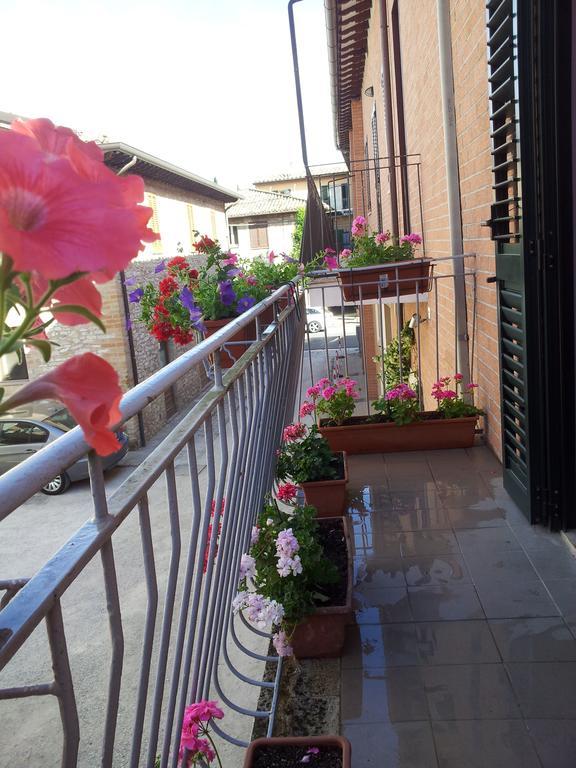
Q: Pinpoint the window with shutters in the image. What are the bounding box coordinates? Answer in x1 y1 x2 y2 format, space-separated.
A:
145 193 163 255
249 223 268 249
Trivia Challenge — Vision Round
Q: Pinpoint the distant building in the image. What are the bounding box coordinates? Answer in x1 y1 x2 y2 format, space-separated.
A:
225 189 305 258
253 164 352 249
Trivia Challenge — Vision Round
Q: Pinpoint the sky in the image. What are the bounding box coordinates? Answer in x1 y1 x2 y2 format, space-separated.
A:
3 0 343 190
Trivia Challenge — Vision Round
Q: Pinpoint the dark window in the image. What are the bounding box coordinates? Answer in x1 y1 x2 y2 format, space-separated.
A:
0 421 49 446
320 185 330 205
392 0 411 232
371 110 383 231
341 183 350 211
249 223 268 249
364 141 372 212
229 225 239 245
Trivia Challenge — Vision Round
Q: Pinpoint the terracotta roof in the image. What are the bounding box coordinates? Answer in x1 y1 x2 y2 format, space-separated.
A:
101 143 239 203
253 162 348 184
226 189 306 219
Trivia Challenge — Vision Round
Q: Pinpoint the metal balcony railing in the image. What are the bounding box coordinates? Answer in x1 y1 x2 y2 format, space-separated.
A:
0 284 304 767
302 258 477 413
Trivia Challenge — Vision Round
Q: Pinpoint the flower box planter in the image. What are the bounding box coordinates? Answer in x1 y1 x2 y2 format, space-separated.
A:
243 736 351 768
203 318 256 369
291 516 352 659
301 452 349 517
338 258 432 302
319 413 478 455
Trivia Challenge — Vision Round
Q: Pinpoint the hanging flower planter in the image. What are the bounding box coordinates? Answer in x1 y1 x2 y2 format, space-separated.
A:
290 516 353 659
243 736 352 768
338 258 433 302
300 452 349 517
203 318 256 368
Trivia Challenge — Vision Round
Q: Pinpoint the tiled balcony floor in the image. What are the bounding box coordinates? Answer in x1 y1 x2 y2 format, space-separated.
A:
343 446 576 768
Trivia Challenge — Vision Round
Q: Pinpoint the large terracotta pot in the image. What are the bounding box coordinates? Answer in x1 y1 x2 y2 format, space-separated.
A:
243 736 352 768
319 413 478 454
338 258 432 302
301 452 349 517
291 516 353 659
203 318 256 369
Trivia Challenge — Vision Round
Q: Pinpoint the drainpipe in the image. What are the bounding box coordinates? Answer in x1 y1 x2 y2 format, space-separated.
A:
436 0 472 389
379 0 399 239
324 0 340 153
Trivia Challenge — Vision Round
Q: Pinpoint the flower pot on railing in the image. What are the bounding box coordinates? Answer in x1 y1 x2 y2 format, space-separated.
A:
290 516 353 659
301 452 349 517
203 318 256 368
338 258 433 302
243 735 352 768
319 413 478 455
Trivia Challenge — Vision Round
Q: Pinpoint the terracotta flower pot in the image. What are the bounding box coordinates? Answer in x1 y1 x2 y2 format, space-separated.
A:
243 736 352 768
319 413 478 455
203 318 256 369
291 516 353 659
301 452 349 517
338 258 432 302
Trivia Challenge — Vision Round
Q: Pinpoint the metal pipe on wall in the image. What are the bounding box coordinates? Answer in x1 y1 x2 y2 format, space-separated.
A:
379 0 400 239
436 0 472 388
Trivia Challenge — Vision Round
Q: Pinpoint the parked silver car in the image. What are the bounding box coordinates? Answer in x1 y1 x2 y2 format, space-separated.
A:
0 405 129 494
306 306 334 333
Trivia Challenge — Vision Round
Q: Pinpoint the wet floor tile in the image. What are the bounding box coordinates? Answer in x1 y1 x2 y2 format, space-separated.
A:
506 661 576 718
432 720 540 768
464 549 541 584
353 587 413 624
527 549 576 581
455 526 520 552
400 530 459 557
446 506 508 529
376 507 452 532
422 664 521 720
341 666 428 724
489 618 576 661
414 620 500 665
526 719 576 768
343 722 439 767
475 580 560 619
342 623 419 669
354 556 406 588
408 584 484 621
387 489 445 511
403 555 471 587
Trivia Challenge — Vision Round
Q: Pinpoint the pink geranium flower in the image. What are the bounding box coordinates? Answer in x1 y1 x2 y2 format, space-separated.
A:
299 401 316 417
1 353 122 455
351 215 366 236
374 231 390 245
0 122 157 281
321 386 337 400
282 423 306 442
400 233 422 245
340 248 352 259
183 700 224 723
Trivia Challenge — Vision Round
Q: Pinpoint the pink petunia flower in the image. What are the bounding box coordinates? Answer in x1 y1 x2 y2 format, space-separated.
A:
251 526 260 545
2 121 157 281
239 553 256 580
324 255 339 270
1 353 122 455
268 250 276 263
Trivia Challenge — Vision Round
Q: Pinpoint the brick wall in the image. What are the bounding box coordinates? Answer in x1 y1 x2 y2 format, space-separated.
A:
346 0 501 458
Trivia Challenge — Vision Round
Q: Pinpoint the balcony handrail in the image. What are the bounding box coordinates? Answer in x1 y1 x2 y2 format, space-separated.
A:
0 279 300 519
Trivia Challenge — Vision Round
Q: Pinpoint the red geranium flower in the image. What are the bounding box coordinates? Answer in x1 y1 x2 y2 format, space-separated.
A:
159 276 178 296
194 235 216 253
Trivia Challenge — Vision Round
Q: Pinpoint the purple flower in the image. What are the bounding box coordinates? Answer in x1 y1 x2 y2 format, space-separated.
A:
129 287 144 303
236 295 256 314
123 276 137 286
218 280 237 307
227 267 242 277
125 317 133 331
180 286 204 330
154 259 167 273
282 253 298 263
